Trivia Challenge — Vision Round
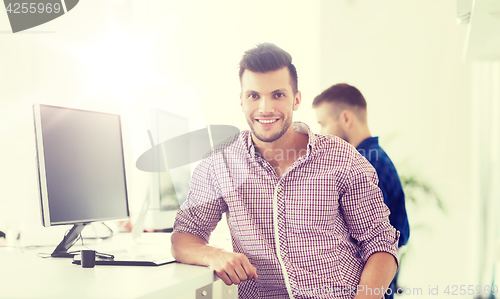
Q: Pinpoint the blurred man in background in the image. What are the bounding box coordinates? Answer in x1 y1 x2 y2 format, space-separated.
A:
313 83 410 299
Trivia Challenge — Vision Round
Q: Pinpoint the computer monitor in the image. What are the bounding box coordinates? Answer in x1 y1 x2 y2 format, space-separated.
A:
149 108 190 230
33 104 130 257
127 89 205 235
130 107 191 235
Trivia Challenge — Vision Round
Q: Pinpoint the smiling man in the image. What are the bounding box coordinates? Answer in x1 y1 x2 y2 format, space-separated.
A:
171 43 399 299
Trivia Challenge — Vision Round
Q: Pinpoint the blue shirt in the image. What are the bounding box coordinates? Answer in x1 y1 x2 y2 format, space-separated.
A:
356 137 410 247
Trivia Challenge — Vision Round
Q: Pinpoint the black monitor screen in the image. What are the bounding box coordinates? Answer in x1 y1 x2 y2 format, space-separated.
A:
35 105 129 225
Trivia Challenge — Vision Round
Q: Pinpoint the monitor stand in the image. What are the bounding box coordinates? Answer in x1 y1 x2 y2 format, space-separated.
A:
51 223 87 258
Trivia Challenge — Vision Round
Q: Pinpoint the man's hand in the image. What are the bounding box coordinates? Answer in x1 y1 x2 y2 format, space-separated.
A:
209 251 258 285
171 232 258 286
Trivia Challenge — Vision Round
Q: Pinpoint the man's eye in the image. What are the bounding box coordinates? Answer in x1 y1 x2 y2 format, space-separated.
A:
248 94 259 99
274 93 284 98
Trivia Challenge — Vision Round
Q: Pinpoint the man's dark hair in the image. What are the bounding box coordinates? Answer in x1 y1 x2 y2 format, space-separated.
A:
239 43 298 95
312 83 367 121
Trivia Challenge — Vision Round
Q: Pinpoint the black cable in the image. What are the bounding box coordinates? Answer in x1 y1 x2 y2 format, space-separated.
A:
102 222 114 235
67 232 82 249
79 232 114 259
81 222 113 240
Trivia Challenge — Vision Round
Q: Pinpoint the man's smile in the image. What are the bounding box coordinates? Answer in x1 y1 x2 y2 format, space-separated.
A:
256 118 280 124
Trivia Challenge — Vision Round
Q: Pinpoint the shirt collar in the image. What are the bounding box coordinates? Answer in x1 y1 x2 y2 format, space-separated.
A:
245 121 319 159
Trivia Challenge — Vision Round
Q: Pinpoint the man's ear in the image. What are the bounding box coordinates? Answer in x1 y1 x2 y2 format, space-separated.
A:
293 91 302 111
240 93 243 109
340 110 354 128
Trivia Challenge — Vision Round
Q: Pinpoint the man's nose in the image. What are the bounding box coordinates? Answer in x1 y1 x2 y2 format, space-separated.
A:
258 96 275 114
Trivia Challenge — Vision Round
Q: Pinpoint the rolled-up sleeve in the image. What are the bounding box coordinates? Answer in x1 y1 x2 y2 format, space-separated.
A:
340 153 400 267
173 156 226 243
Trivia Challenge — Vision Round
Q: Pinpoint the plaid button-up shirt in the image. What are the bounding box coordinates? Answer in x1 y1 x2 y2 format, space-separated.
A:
173 122 399 299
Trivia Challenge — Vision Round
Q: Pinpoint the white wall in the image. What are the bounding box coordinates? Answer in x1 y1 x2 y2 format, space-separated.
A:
0 0 321 237
317 0 474 297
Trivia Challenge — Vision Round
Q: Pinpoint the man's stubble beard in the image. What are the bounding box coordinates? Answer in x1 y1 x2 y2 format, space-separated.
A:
248 113 292 143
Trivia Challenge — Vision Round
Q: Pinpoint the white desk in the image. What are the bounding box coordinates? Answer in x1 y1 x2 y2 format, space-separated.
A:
0 232 237 299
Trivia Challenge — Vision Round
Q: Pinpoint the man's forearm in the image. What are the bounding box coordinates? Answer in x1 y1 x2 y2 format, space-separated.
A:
171 232 223 266
171 232 258 285
354 251 398 299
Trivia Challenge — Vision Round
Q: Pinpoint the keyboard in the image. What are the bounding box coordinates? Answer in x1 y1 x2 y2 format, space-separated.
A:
72 253 176 267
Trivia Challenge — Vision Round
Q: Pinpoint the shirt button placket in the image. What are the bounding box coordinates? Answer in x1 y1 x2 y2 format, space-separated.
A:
277 186 284 226
273 182 294 298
